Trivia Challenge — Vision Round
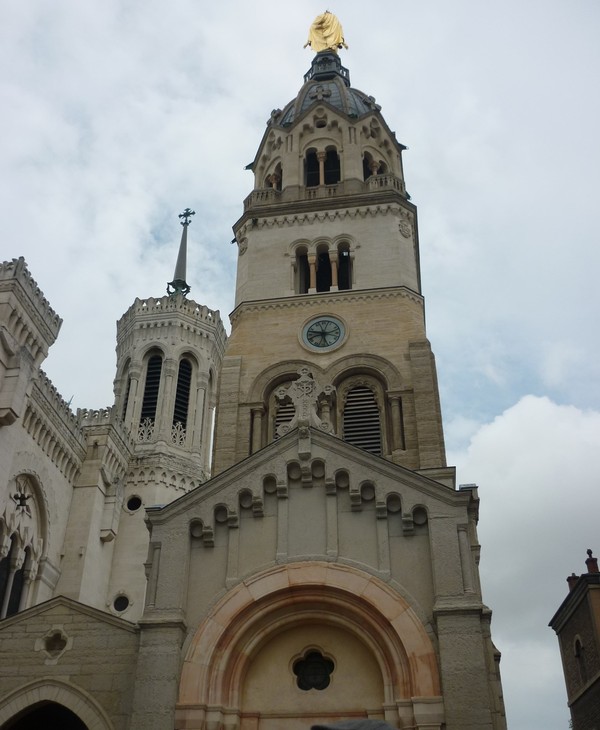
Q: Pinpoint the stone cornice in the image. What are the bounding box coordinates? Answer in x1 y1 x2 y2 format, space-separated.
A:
234 199 415 237
230 286 423 325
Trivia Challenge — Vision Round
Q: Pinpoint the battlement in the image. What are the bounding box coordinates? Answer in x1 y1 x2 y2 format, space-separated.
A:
0 257 62 343
76 404 135 447
116 294 228 352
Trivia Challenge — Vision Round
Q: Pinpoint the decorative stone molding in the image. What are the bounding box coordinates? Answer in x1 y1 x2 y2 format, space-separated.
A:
34 625 73 665
230 285 424 325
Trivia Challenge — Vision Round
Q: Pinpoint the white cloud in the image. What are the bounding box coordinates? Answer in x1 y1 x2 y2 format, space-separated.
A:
451 395 600 730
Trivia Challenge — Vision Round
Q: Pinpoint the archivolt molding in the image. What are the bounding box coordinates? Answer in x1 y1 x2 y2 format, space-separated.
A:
178 562 440 711
328 354 403 392
247 360 326 405
0 678 114 730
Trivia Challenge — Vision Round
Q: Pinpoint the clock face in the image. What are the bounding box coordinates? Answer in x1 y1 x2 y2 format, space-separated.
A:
302 317 345 350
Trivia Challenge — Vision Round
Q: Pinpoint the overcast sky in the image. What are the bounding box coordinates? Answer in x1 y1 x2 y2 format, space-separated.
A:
2 2 599 728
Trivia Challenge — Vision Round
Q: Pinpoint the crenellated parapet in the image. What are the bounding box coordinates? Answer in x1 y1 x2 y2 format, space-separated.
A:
0 259 63 425
0 258 62 367
22 371 86 481
117 295 226 350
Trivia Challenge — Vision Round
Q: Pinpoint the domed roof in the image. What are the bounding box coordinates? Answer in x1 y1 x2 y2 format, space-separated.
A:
278 52 381 126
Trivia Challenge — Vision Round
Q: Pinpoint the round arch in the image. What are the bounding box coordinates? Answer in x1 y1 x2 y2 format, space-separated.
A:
177 563 441 727
0 679 113 730
247 359 326 405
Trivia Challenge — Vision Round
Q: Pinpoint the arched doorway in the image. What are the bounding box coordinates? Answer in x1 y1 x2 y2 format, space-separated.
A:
2 701 88 729
177 563 444 730
0 680 113 730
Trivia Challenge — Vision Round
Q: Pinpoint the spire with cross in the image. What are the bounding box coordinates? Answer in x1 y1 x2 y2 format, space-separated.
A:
167 208 195 297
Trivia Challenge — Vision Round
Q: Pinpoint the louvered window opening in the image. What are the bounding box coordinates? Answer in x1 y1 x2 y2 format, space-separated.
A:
140 355 162 422
274 399 295 439
343 386 382 455
173 359 192 428
121 376 132 419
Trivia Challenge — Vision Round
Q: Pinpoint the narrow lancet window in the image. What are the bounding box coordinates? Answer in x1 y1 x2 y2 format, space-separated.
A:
173 359 192 430
141 354 163 423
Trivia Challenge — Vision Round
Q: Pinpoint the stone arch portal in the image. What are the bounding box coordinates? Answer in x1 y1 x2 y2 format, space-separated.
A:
177 563 443 730
0 679 113 730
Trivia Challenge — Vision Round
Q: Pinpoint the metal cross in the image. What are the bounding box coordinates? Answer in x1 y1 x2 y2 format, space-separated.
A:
179 208 196 227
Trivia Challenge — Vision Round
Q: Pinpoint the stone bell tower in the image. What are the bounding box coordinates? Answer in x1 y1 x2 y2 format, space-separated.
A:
212 47 446 480
105 210 226 618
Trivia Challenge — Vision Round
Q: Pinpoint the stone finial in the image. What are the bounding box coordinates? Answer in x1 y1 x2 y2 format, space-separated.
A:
167 209 194 297
586 549 599 574
567 573 579 592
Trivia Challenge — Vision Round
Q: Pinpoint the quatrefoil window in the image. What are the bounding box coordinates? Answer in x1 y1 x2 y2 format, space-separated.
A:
293 650 334 691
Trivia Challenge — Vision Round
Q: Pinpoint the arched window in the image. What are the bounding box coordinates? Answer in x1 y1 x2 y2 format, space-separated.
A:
1 475 44 618
324 148 340 184
305 150 319 187
338 243 352 290
140 353 163 423
316 248 332 292
295 248 310 294
173 358 192 430
341 384 382 456
266 162 282 191
363 153 388 181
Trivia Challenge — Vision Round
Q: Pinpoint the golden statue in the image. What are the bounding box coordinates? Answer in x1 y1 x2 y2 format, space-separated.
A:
304 11 348 53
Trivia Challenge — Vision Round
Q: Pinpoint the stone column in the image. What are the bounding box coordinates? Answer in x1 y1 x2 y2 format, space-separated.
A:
308 255 317 293
317 150 326 186
191 374 208 453
250 406 264 453
157 358 178 442
125 364 142 426
330 251 339 291
389 394 403 450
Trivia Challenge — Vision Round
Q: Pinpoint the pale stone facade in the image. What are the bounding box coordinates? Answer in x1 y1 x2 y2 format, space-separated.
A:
0 49 506 730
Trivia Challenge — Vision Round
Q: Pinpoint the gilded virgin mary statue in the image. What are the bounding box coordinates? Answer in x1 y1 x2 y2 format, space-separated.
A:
304 11 348 53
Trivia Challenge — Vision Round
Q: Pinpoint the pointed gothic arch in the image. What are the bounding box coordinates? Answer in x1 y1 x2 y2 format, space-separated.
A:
0 679 113 730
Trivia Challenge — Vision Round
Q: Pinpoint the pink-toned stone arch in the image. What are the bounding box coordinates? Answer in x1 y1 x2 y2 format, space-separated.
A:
0 678 113 729
177 562 440 722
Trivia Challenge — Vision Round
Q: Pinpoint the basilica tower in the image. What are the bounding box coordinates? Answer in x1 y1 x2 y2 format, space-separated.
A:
212 49 445 477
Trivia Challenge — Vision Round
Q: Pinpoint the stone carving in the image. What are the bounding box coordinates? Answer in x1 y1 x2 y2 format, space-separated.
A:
399 220 411 238
138 418 155 442
275 367 335 437
171 421 186 447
